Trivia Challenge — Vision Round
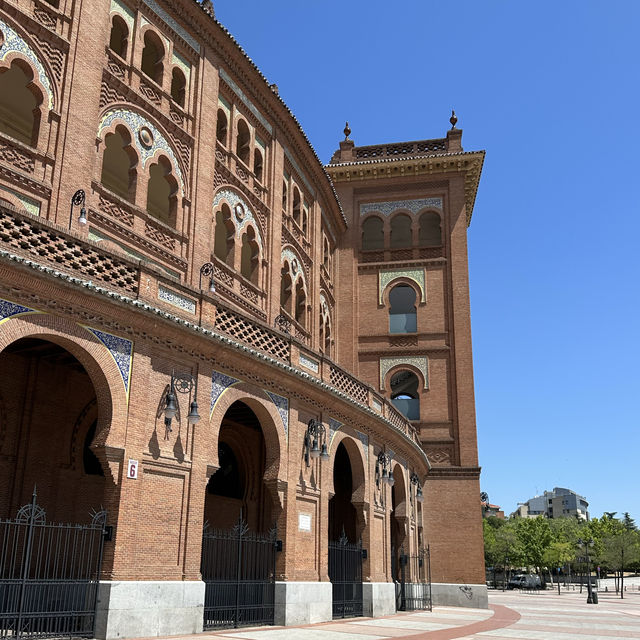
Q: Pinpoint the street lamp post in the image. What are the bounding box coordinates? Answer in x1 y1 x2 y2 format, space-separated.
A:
578 538 597 604
69 189 87 229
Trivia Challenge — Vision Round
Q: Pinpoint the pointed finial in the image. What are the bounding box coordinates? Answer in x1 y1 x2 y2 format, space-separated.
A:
344 121 351 141
450 109 458 130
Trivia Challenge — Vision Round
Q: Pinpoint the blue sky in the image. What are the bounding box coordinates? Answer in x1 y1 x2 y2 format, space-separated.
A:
213 1 640 521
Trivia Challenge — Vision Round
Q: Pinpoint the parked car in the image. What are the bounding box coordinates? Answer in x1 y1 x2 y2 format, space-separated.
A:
508 574 542 590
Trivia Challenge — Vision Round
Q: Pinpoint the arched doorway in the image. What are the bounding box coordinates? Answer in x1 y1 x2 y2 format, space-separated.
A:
0 337 110 637
0 337 107 520
390 464 408 583
328 441 363 619
201 400 278 630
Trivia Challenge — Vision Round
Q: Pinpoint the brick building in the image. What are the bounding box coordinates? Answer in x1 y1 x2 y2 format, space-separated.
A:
0 0 486 637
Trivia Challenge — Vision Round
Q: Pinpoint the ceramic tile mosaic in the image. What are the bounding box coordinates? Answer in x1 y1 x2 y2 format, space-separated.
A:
0 298 39 325
210 370 238 416
265 390 288 438
379 268 426 304
84 327 133 399
158 284 196 314
360 197 442 217
380 356 429 390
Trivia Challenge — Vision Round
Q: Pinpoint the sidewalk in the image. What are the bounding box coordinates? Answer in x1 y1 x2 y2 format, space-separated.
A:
140 590 640 640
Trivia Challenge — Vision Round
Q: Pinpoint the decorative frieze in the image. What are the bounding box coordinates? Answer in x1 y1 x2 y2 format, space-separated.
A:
143 0 200 53
360 197 442 217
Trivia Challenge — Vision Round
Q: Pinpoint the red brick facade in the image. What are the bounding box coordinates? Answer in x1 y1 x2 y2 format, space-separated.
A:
0 0 486 633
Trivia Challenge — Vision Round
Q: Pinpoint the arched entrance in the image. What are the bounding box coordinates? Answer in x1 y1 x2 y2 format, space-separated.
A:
390 464 408 583
328 441 364 619
0 337 110 637
201 400 278 630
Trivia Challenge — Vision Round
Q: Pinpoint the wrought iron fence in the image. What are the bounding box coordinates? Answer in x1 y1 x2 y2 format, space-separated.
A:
396 545 432 612
0 491 108 639
328 534 363 619
201 518 278 630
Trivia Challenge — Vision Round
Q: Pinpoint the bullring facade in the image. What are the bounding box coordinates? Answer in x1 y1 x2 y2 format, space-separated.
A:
0 0 486 637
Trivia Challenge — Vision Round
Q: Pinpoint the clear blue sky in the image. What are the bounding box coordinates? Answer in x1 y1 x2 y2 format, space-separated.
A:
213 1 640 521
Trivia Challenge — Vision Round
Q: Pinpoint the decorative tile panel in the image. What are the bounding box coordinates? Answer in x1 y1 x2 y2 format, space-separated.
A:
84 327 133 399
210 370 238 416
360 197 442 217
379 268 426 304
380 356 429 390
299 353 319 374
0 299 39 325
98 109 185 193
213 188 263 249
219 69 273 134
111 0 135 31
355 430 369 461
158 285 196 314
265 391 288 438
328 418 342 449
0 19 54 109
372 397 382 413
143 0 200 52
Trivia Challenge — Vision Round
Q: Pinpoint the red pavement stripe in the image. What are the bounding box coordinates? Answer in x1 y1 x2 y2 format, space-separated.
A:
394 604 520 640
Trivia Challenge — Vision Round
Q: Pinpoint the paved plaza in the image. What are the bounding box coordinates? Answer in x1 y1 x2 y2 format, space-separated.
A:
155 589 640 640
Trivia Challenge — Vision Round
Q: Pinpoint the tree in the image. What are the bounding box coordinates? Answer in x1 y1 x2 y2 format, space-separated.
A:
514 516 552 585
600 530 640 598
622 512 637 532
543 541 574 593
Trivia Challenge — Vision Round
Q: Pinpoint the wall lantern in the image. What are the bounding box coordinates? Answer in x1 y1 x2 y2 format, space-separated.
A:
376 452 394 488
304 418 329 466
411 472 424 503
199 262 216 293
69 189 87 229
163 371 200 432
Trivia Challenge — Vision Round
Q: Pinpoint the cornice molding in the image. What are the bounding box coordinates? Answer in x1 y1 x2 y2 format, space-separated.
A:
325 151 485 226
0 248 429 471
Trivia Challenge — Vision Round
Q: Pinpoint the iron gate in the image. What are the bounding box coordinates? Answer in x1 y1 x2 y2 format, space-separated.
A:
201 519 278 630
0 491 108 639
396 545 432 612
328 534 363 619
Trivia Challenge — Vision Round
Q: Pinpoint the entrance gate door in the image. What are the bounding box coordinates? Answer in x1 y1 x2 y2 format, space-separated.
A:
201 519 278 630
396 545 432 612
0 491 108 639
328 534 363 619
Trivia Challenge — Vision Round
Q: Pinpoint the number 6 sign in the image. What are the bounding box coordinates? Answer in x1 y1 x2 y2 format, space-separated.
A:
127 459 138 479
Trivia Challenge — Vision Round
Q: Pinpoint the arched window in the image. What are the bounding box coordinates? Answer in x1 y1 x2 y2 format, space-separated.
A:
324 317 331 355
292 187 301 226
109 15 128 58
390 370 420 420
362 216 384 250
254 148 263 182
141 31 164 85
280 265 292 314
323 238 330 270
240 227 259 283
320 303 332 356
390 213 412 248
281 180 288 210
389 284 417 333
214 203 234 265
170 68 186 107
302 207 308 235
216 109 228 145
0 61 41 147
146 156 177 225
236 119 250 165
100 126 136 201
419 212 442 246
295 279 306 327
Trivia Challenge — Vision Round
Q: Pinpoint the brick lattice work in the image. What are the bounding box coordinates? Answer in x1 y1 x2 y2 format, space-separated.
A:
0 208 138 294
214 306 289 361
329 365 368 404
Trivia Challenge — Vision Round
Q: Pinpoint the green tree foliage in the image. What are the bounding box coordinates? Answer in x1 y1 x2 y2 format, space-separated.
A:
622 512 637 531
